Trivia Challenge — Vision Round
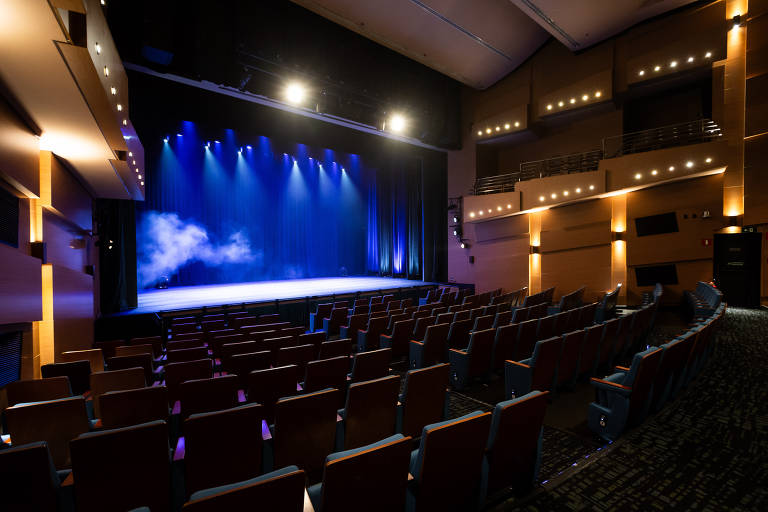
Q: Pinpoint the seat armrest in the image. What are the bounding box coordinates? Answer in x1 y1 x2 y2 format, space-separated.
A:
614 365 630 372
448 348 467 355
590 377 632 395
505 359 530 369
410 340 424 347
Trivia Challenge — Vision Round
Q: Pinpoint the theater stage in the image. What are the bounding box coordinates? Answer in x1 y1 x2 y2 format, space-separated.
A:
130 276 436 315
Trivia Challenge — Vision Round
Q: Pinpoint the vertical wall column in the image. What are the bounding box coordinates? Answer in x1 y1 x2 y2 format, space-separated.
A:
722 0 748 218
31 150 55 374
528 211 542 294
611 194 628 303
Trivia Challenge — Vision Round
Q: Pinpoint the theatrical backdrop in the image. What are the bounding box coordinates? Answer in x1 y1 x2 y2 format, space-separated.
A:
97 71 448 313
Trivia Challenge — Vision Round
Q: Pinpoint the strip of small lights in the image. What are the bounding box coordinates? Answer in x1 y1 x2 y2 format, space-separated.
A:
477 120 523 139
636 51 713 79
545 90 603 114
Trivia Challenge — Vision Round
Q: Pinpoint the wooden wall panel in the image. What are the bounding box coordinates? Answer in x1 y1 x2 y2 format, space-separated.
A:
0 243 42 324
541 245 611 303
745 136 768 226
43 212 89 273
541 199 612 253
52 264 93 358
470 237 529 295
50 155 92 231
0 94 39 197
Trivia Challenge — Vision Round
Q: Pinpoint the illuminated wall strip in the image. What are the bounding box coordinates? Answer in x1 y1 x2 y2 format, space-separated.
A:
610 194 627 303
529 211 542 294
38 264 55 367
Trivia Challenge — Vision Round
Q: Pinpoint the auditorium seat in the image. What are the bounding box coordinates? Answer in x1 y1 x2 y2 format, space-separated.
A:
513 318 539 361
167 338 206 352
180 375 239 418
60 348 105 373
6 396 90 468
357 315 388 352
41 361 91 395
247 365 299 422
258 313 282 324
308 434 411 512
0 441 64 512
201 319 227 333
115 343 160 366
472 314 494 332
407 411 492 511
183 403 264 496
275 343 316 376
167 346 210 364
173 322 199 336
108 353 159 384
323 307 349 337
491 323 518 372
227 351 271 389
611 312 636 364
588 346 663 440
230 316 258 330
165 359 213 406
579 302 599 329
310 303 333 332
535 314 557 341
597 318 620 370
338 313 367 341
91 367 146 418
336 375 400 450
349 348 391 383
447 318 472 349
93 339 126 360
420 288 440 306
380 318 415 358
99 386 169 428
435 312 453 325
385 312 409 334
650 336 692 411
318 339 352 360
209 333 247 357
529 303 548 320
448 328 495 390
263 336 295 359
220 340 265 367
298 331 327 354
70 420 170 512
482 304 498 317
397 363 449 438
578 323 605 378
6 376 72 407
453 310 471 322
183 466 305 511
510 306 529 324
271 388 340 480
302 356 349 398
505 336 562 399
481 390 548 498
409 323 450 369
550 311 570 337
556 330 585 388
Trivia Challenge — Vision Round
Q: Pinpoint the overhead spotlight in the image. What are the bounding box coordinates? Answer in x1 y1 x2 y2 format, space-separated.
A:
495 126 500 132
452 216 458 223
705 157 712 163
582 94 589 101
589 185 595 190
214 140 220 144
507 204 512 209
477 130 483 136
486 128 492 134
504 123 510 130
496 206 502 211
539 196 545 202
460 241 470 249
284 82 306 105
638 70 645 76
634 173 642 180
547 104 553 110
246 145 252 150
575 187 582 193
140 181 144 186
668 165 675 171
487 209 491 213
238 147 242 154
670 60 678 68
595 91 602 97
514 121 520 127
563 190 569 196
134 169 138 173
651 169 658 176
138 175 142 180
686 160 694 168
654 65 661 72
132 160 135 165
705 51 712 58
687 56 694 63
469 212 475 218
128 151 132 157
478 210 484 216
551 193 557 199
122 119 127 126
569 98 576 104
389 114 407 133
111 87 117 95
95 43 101 55
558 101 564 107
163 136 169 143
341 167 345 171
205 142 210 149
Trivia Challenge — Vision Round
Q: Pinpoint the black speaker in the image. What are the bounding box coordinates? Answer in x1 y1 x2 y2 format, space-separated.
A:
30 241 47 263
713 231 762 307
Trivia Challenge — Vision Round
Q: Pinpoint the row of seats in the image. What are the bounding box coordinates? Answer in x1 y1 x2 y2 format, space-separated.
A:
684 281 723 321
1 389 549 512
588 291 724 440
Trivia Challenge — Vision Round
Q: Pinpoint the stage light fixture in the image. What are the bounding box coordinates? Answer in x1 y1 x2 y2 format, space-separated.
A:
638 70 645 76
504 123 510 130
634 173 642 180
246 145 252 150
138 175 142 179
460 242 466 249
163 136 168 143
284 82 306 105
141 181 144 186
595 91 602 98
389 114 407 133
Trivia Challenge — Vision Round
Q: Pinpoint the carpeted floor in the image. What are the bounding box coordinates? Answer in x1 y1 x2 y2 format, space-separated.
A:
489 307 768 511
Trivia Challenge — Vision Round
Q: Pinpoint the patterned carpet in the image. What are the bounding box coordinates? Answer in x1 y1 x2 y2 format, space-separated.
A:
490 307 768 511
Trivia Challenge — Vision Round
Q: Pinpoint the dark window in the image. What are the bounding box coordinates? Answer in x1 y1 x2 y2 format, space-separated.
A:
0 331 22 388
635 264 679 286
0 186 19 248
635 212 679 237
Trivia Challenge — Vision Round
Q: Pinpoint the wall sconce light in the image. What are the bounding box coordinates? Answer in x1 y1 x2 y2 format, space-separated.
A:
611 231 626 242
732 14 743 29
529 245 540 254
728 216 739 226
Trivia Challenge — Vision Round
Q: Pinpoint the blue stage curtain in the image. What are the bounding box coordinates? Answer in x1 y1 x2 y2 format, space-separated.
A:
407 160 423 279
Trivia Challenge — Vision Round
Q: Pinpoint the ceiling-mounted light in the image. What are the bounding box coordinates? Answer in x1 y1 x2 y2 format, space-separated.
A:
477 130 482 136
558 101 564 107
705 51 712 58
389 114 407 133
654 65 661 72
638 70 645 76
670 60 678 68
284 82 306 105
547 104 553 110
687 56 694 63
582 94 589 101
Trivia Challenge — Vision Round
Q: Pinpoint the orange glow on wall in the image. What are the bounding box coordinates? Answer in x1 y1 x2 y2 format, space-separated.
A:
722 0 746 217
35 264 55 367
529 211 542 293
610 194 627 303
29 198 42 242
611 194 627 233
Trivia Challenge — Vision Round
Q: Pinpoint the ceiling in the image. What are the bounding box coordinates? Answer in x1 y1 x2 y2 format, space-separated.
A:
291 0 698 89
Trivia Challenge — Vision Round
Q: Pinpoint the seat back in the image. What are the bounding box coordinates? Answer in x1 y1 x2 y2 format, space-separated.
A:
420 323 450 366
167 347 210 364
385 318 415 356
578 323 605 376
529 303 548 320
550 311 570 337
275 344 316 376
303 356 348 393
626 347 663 427
60 348 105 373
180 375 239 418
165 359 213 405
484 391 549 494
511 306 529 324
318 339 352 360
580 302 598 328
247 365 299 421
115 343 155 359
435 312 453 325
386 312 409 332
319 435 411 512
342 375 400 449
399 363 449 438
529 337 562 392
491 323 519 371
465 328 496 377
536 315 557 341
167 339 206 352
93 339 125 360
6 376 71 407
184 404 264 496
183 467 306 511
557 330 585 386
412 316 436 340
40 360 91 395
514 319 539 361
350 348 391 383
360 315 388 350
107 353 154 384
325 307 348 334
598 318 619 367
472 314 494 332
201 319 227 333
70 420 170 512
100 386 169 428
227 351 272 389
6 396 89 468
447 318 472 349
343 313 367 334
493 310 512 328
650 338 689 409
0 441 60 511
273 388 340 477
453 310 470 322
91 367 146 418
411 412 492 511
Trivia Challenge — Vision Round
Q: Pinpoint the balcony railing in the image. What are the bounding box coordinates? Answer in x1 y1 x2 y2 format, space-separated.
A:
602 118 721 159
471 118 721 196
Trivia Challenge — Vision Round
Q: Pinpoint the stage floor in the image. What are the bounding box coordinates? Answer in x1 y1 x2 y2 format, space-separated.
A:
131 277 434 314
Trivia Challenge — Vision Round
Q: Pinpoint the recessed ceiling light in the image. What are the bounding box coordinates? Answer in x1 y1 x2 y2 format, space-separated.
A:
595 91 602 97
539 196 545 202
638 70 645 76
686 161 694 168
497 206 502 211
670 61 678 68
122 119 127 126
116 104 122 111
563 190 569 196
504 123 510 130
551 193 557 199
495 126 500 131
547 104 553 110
705 51 712 58
651 169 658 175
514 121 520 127
705 157 712 163
469 212 475 218
668 166 675 171
635 173 642 180
477 130 482 136
582 94 589 101
570 98 576 104
486 128 491 134
558 101 564 107
589 185 595 190
687 56 694 63
575 187 582 193
654 65 661 72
